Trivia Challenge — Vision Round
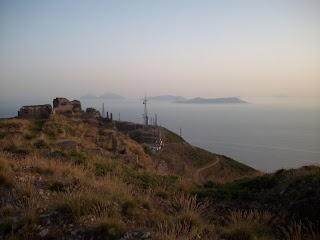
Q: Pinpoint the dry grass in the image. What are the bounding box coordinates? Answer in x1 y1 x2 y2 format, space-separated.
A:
277 220 320 240
170 192 209 215
225 209 276 240
155 220 201 240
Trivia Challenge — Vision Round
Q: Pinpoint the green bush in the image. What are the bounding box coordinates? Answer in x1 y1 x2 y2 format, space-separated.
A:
86 107 101 116
143 146 153 157
122 200 137 215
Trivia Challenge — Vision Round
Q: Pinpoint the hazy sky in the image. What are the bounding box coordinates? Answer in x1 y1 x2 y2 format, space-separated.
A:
1 0 319 100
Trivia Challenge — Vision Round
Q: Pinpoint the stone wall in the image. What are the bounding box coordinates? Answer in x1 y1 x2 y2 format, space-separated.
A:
53 98 82 115
18 104 52 118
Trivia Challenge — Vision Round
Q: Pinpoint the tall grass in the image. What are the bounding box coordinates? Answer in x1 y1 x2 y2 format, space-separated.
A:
155 220 200 240
277 220 320 240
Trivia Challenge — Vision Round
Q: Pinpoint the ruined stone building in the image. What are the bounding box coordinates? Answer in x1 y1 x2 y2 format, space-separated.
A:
18 105 52 118
52 98 82 115
18 97 83 118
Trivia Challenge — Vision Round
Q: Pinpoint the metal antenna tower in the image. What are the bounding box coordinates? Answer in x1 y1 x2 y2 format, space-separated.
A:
102 103 105 118
155 114 158 127
143 93 149 127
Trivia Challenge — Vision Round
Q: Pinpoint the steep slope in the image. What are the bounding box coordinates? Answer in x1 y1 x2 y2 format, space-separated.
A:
1 116 318 240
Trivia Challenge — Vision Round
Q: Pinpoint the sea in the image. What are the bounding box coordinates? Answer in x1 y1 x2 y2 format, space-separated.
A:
1 96 319 172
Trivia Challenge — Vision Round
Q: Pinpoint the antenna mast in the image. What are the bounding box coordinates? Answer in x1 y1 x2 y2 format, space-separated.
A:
102 103 105 118
143 93 149 127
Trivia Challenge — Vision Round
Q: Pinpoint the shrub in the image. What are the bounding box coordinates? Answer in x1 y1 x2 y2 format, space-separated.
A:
49 181 67 191
86 107 101 116
143 146 153 157
155 190 169 200
34 167 53 175
122 200 137 215
142 200 153 211
34 140 49 149
178 212 204 228
93 220 126 239
95 162 114 176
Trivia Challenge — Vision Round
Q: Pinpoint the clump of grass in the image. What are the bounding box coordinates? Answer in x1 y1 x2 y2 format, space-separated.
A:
3 144 29 156
122 199 137 215
0 163 14 189
155 190 169 200
142 200 153 211
17 196 39 227
178 212 204 228
1 204 15 217
143 145 153 157
33 166 53 175
277 220 320 240
170 192 208 215
49 180 67 191
34 140 49 149
155 220 200 240
93 219 126 240
225 209 275 240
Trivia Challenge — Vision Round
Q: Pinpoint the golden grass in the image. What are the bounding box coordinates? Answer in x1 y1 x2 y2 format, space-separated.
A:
170 192 209 215
277 220 320 240
155 220 201 240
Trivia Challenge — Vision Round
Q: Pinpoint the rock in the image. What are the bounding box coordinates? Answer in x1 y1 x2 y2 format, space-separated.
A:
39 229 49 238
280 188 286 196
112 134 118 152
88 148 103 155
156 160 168 172
141 232 150 238
52 141 78 151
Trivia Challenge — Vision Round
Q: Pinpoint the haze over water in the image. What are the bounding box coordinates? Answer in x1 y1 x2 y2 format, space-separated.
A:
81 97 320 172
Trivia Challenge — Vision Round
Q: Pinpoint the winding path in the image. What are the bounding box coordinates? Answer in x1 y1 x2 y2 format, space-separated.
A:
196 155 221 183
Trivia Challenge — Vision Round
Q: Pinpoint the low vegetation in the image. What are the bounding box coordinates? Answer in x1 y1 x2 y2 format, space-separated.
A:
0 115 319 239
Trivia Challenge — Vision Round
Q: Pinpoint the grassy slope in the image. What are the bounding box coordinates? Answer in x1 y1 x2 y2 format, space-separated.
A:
1 117 319 240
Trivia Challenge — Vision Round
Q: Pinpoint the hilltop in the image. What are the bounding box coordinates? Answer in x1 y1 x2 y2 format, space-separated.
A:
0 113 319 239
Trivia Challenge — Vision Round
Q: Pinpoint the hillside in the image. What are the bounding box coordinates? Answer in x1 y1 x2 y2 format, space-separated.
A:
0 116 319 240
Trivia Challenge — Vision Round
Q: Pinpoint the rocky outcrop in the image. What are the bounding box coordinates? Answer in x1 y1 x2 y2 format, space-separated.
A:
52 141 78 151
18 104 52 118
53 98 82 115
156 160 168 173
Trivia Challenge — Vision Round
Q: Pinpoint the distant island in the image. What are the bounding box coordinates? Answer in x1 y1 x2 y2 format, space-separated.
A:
144 95 186 102
81 92 125 100
173 97 248 104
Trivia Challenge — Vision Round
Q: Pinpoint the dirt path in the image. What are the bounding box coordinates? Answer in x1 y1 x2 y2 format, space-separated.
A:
196 155 221 183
